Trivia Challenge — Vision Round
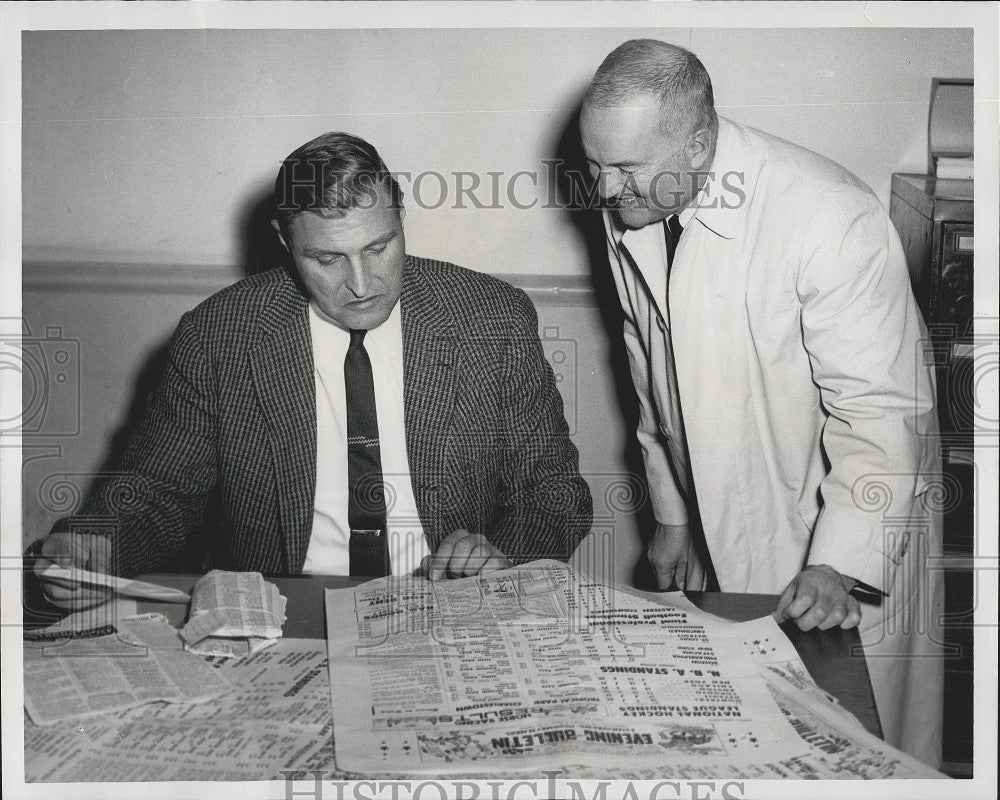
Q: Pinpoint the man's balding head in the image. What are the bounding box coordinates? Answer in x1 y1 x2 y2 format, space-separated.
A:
583 39 717 139
579 40 718 228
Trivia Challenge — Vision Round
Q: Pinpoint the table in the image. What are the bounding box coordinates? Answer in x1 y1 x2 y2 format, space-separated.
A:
134 573 883 739
686 591 882 739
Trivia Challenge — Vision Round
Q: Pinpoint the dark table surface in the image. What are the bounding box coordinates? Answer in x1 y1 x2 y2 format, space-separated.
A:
685 590 882 739
132 573 883 740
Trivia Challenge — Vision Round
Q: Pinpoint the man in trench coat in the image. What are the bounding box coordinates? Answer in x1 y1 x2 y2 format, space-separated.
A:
579 39 944 767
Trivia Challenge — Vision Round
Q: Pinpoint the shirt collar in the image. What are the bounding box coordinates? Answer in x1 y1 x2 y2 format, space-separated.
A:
308 298 402 349
676 194 700 229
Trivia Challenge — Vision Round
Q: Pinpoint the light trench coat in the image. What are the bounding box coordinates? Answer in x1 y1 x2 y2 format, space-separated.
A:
603 117 944 766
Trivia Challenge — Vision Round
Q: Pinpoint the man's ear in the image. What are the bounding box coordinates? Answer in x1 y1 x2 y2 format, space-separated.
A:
270 219 289 252
687 127 713 171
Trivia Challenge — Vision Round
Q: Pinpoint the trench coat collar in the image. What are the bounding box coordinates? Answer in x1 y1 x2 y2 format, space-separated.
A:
686 116 761 241
607 210 670 324
605 118 760 323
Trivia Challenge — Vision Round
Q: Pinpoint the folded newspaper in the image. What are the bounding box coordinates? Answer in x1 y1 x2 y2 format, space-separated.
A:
180 570 287 657
23 613 232 726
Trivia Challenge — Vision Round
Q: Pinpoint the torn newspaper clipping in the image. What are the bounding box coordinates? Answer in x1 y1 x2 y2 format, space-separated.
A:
39 563 191 602
180 570 287 657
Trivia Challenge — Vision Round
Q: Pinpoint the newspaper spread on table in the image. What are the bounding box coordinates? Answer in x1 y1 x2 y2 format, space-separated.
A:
25 635 335 782
23 613 232 726
550 614 944 781
179 570 287 657
23 566 947 782
324 560 814 774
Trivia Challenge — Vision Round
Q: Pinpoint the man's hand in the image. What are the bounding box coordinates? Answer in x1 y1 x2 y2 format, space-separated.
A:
775 564 861 631
648 523 706 591
31 532 112 610
421 529 511 581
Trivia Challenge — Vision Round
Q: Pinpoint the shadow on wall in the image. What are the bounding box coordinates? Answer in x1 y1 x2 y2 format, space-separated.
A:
78 189 290 570
95 189 287 479
238 188 290 277
550 97 658 590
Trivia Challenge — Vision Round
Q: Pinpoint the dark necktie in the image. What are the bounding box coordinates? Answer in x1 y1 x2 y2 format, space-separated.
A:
665 214 684 271
345 329 390 577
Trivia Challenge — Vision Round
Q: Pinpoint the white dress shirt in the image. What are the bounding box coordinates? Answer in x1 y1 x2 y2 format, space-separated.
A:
303 301 431 575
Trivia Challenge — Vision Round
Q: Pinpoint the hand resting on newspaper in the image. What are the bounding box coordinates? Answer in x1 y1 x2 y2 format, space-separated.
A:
420 529 512 581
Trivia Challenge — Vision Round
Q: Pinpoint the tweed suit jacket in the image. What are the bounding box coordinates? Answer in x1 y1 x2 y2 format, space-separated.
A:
76 256 592 577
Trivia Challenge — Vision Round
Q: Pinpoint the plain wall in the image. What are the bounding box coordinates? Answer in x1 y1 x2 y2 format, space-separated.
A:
20 27 973 584
23 28 972 268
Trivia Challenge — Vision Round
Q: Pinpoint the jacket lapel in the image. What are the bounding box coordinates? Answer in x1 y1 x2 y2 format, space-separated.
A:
669 117 761 396
400 258 457 548
618 221 669 325
248 273 315 572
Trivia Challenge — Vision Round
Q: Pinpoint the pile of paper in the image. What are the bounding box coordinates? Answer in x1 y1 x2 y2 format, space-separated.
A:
23 613 232 726
25 636 335 782
180 570 287 657
23 563 947 782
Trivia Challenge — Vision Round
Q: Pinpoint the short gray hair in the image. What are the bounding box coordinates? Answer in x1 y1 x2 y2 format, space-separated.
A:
584 39 718 137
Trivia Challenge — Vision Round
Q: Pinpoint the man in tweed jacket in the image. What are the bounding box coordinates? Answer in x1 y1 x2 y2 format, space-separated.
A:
34 133 592 603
